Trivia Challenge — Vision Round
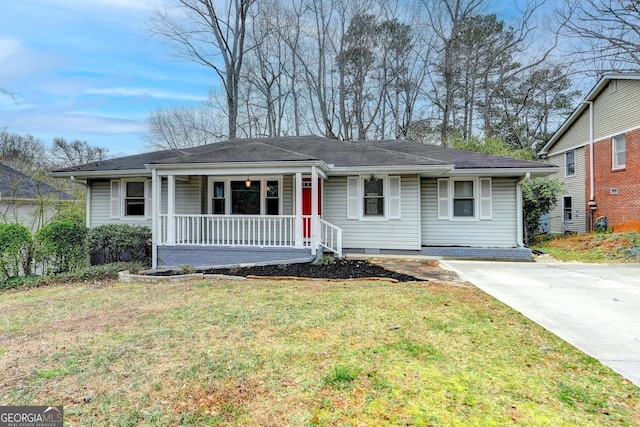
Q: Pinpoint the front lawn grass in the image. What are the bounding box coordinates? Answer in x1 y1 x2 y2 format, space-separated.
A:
1 278 638 426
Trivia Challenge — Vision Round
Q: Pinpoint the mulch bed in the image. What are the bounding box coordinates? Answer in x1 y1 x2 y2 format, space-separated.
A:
203 258 422 282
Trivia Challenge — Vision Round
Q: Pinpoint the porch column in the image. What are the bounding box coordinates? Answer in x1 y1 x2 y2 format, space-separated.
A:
166 174 176 246
311 166 319 255
152 169 158 269
294 172 303 248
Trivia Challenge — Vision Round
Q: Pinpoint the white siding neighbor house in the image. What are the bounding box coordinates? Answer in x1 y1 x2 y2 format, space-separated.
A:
50 136 556 268
1 163 73 232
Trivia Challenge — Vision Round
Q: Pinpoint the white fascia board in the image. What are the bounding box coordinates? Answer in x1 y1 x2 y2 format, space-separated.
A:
327 165 453 176
148 161 329 178
48 169 151 179
447 167 558 177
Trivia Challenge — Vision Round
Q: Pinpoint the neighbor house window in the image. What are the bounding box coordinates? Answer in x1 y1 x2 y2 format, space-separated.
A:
437 178 492 220
563 196 573 222
110 179 150 219
565 150 576 177
612 134 626 169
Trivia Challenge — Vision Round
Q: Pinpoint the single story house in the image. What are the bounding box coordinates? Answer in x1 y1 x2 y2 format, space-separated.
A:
539 73 640 233
50 136 556 268
1 163 73 232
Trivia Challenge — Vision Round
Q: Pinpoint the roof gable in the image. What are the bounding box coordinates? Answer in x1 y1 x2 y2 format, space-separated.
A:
540 73 640 155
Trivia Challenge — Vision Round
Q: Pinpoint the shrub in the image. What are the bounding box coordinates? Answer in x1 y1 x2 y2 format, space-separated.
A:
85 224 151 265
522 177 566 245
0 223 32 281
35 221 88 274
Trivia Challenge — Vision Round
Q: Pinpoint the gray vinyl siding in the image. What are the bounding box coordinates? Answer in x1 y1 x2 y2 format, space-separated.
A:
323 175 420 250
546 147 587 234
421 178 518 247
283 175 293 215
89 179 151 227
552 110 590 153
593 79 640 139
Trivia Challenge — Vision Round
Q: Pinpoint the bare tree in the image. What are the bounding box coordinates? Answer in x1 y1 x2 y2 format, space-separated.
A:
557 0 640 73
0 128 48 174
148 0 257 139
145 98 227 150
50 137 109 167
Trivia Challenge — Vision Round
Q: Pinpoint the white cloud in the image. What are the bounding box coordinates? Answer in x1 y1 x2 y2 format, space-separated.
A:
85 87 208 102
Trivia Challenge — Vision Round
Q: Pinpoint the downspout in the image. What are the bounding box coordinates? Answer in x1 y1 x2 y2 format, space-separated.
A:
516 172 531 247
586 100 597 230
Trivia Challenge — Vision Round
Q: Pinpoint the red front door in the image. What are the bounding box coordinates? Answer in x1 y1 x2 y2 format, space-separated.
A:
302 178 322 238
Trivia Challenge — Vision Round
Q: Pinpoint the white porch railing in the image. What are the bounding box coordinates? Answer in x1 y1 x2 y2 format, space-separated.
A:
319 218 343 257
158 214 342 256
160 214 301 247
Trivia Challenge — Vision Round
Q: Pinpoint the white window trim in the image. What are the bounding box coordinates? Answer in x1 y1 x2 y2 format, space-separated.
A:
207 176 283 215
562 196 573 223
111 178 151 221
437 177 492 221
565 149 576 177
612 135 626 170
346 175 402 221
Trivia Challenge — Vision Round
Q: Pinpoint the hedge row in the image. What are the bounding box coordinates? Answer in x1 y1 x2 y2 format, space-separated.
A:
0 222 151 284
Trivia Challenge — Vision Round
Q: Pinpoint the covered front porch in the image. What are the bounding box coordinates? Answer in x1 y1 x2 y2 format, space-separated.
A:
149 163 342 269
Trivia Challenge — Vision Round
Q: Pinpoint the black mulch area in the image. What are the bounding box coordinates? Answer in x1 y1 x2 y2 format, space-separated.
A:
202 258 422 282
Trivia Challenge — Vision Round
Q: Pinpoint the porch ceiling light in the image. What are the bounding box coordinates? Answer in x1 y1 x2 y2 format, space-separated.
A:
368 174 379 182
245 177 251 188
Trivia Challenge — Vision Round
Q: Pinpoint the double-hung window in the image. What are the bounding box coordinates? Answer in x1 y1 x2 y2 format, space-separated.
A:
110 179 151 220
565 149 576 177
563 196 573 223
438 178 492 220
346 175 401 220
612 135 626 170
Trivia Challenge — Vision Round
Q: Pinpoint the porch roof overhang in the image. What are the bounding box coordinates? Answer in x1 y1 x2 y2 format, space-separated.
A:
147 160 330 179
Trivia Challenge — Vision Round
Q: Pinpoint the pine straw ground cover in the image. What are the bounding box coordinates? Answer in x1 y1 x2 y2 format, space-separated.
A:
1 277 638 426
534 232 640 263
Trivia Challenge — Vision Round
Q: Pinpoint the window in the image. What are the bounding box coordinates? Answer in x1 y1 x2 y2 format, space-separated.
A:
110 179 150 219
437 178 492 221
346 175 401 220
453 180 475 217
563 196 573 222
231 180 260 214
364 176 384 216
212 181 225 214
266 180 279 215
612 135 626 169
565 150 576 176
208 177 282 215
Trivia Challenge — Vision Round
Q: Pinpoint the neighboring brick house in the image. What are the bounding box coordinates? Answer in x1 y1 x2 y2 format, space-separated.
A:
539 73 640 233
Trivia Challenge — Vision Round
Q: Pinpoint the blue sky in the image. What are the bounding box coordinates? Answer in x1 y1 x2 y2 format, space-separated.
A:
0 0 212 157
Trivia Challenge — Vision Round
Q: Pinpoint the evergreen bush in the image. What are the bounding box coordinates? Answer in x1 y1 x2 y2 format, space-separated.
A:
85 224 151 265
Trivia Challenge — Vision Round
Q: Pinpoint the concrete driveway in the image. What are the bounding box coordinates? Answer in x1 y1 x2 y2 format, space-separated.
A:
439 260 640 387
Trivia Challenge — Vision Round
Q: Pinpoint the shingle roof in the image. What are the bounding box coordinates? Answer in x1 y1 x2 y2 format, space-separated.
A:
1 163 73 200
51 135 553 174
